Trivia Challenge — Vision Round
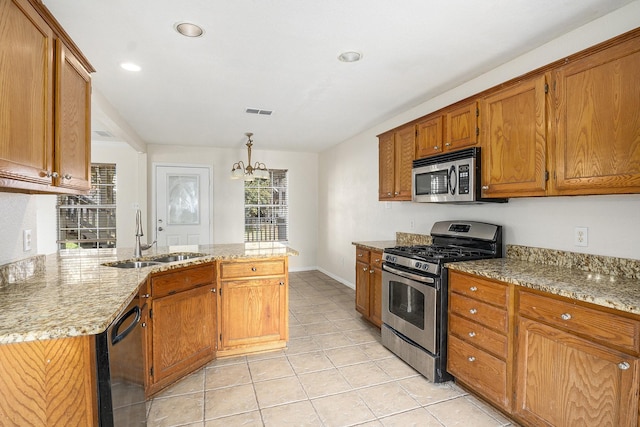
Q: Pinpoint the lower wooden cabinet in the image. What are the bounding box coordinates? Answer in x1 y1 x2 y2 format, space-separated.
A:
0 335 97 426
144 263 217 396
217 258 289 357
354 246 382 327
448 272 640 427
447 271 511 411
515 289 640 427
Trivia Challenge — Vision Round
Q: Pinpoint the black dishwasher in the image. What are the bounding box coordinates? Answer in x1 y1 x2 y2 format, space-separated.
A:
96 297 147 426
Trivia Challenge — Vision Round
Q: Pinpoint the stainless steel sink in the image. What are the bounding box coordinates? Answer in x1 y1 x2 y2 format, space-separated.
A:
103 260 163 269
150 253 206 263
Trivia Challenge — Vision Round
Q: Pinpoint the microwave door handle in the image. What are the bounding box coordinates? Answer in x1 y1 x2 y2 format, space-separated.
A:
449 165 457 195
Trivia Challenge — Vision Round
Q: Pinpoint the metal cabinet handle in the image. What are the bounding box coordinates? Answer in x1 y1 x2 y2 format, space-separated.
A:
469 308 478 315
374 259 380 262
363 267 368 271
481 185 489 190
141 293 150 298
43 171 59 178
279 281 285 286
468 356 476 362
618 362 630 370
445 142 451 147
433 146 439 150
211 288 216 293
357 253 363 257
63 173 72 180
394 191 399 195
251 267 257 271
470 286 478 292
387 192 392 196
141 322 147 328
369 269 374 274
561 313 572 321
468 332 476 337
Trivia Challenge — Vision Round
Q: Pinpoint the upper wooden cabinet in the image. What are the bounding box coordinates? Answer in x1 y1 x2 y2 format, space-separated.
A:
415 101 478 159
379 125 415 201
446 102 479 152
481 75 548 198
551 35 640 195
0 0 93 194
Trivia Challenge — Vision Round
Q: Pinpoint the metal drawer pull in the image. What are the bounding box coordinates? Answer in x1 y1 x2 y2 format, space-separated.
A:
279 281 285 286
468 332 476 337
468 356 476 362
363 267 368 271
369 269 374 274
469 286 478 292
561 313 572 321
358 253 363 257
469 308 478 315
618 362 630 370
482 185 489 190
251 267 257 271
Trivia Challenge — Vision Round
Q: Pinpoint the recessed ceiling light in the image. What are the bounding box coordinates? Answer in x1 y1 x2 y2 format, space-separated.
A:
338 51 362 63
120 62 141 72
175 22 204 38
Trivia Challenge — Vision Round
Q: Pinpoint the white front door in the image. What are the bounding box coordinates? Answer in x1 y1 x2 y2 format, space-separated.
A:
155 165 212 247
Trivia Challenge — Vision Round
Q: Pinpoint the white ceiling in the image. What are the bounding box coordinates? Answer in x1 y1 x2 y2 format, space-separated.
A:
44 0 633 153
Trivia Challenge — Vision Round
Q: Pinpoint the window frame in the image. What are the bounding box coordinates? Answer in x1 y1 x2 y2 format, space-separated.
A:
243 169 288 243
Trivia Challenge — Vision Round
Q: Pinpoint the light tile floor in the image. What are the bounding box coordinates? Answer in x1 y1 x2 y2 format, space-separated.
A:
146 270 518 427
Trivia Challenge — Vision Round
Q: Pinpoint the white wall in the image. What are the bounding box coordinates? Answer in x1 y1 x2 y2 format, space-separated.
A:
317 2 640 285
146 144 318 271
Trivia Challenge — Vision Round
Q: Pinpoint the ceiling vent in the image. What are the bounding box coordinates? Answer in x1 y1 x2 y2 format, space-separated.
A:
93 130 114 138
246 108 273 116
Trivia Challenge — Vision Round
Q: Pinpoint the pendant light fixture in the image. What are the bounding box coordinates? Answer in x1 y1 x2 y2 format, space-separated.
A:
230 132 269 181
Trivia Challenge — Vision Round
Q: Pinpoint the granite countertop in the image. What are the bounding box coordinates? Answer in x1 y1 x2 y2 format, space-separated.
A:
447 258 640 316
352 241 396 252
0 243 298 344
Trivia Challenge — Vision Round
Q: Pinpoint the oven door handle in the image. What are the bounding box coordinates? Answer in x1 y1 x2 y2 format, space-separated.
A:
383 264 435 284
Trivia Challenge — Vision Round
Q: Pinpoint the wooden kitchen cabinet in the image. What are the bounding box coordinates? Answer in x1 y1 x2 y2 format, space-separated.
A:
217 257 289 357
515 289 640 426
0 335 97 426
447 271 512 411
0 0 93 194
480 74 548 198
378 125 414 201
551 35 640 196
415 101 478 159
354 246 383 327
145 263 217 396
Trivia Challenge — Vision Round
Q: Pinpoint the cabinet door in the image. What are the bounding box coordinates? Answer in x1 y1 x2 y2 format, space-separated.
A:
553 37 640 195
55 40 91 192
220 278 287 349
355 259 370 317
416 116 443 158
481 75 547 197
369 266 383 327
446 102 478 151
394 125 415 200
151 286 216 389
0 0 54 187
378 132 395 200
515 317 639 427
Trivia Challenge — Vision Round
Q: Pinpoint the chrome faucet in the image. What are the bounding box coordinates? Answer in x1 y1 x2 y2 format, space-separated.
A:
134 209 156 259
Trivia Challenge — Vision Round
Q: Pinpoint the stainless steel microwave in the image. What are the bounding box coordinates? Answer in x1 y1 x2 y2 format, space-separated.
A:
412 147 507 203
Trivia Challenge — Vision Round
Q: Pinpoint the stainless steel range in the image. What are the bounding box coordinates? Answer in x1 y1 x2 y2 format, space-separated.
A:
381 220 502 382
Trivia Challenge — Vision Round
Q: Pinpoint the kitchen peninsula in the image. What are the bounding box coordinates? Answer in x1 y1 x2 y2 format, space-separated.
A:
0 243 297 426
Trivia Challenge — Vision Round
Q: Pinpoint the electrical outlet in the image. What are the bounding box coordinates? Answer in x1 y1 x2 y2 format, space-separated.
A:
574 227 588 247
410 220 415 229
23 229 32 252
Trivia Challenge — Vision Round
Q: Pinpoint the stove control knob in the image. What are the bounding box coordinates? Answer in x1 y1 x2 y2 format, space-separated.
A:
415 262 421 269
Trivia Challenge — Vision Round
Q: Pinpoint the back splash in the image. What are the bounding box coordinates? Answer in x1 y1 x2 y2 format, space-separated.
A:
396 232 432 246
507 245 640 279
0 255 46 287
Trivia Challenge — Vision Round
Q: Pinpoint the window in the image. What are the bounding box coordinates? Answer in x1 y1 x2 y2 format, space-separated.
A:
244 170 288 242
57 163 117 249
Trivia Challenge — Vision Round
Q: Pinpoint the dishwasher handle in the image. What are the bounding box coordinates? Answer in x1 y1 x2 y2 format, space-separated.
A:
111 305 141 346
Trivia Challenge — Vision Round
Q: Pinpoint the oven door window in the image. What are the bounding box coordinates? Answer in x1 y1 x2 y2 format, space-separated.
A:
388 279 425 330
415 169 448 196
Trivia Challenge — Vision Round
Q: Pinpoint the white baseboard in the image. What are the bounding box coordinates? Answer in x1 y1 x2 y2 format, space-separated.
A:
288 266 355 290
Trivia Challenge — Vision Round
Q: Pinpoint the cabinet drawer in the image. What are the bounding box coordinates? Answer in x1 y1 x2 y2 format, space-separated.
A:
449 313 508 359
518 290 640 354
356 248 370 264
370 251 383 269
450 293 508 332
151 264 214 298
219 259 286 279
447 334 509 410
449 272 508 307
